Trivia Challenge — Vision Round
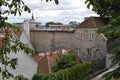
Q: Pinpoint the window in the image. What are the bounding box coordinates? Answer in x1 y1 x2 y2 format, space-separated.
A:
11 58 18 65
89 33 94 40
87 48 92 56
79 33 82 39
24 43 29 47
76 48 80 55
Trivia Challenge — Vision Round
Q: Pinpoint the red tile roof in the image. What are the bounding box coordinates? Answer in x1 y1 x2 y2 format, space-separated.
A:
0 37 4 47
33 49 81 73
16 30 22 39
0 30 23 48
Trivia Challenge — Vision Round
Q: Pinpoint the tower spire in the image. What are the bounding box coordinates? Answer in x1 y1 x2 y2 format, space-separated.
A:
30 12 35 22
32 12 34 20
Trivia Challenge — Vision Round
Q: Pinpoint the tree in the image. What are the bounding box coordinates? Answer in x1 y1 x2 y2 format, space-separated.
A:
69 21 78 27
85 0 120 18
14 75 28 80
85 0 120 79
45 0 59 4
52 54 77 72
0 0 58 80
32 63 91 80
45 22 63 27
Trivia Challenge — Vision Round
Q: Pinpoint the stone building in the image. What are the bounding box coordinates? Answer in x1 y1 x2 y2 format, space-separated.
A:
30 16 108 72
74 17 107 72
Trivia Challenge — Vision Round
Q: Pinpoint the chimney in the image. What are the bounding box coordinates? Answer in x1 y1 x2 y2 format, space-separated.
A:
50 52 52 56
84 17 88 20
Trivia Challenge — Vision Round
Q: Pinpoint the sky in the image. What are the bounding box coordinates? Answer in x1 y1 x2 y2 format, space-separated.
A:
7 0 99 25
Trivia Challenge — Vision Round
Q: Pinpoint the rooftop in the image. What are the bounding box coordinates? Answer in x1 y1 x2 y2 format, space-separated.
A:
76 16 105 28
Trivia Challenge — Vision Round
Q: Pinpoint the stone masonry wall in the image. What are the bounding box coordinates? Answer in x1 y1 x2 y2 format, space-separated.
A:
30 28 107 72
30 30 75 52
30 31 53 52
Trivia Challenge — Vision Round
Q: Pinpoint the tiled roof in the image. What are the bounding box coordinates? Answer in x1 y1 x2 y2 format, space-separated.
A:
0 37 4 47
76 16 105 28
33 49 81 73
0 30 23 48
16 30 23 39
32 53 42 62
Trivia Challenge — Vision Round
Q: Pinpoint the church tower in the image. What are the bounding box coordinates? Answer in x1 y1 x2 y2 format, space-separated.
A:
30 12 35 23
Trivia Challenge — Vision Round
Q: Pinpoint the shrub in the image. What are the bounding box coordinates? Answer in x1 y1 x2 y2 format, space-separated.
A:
32 62 91 80
14 75 28 80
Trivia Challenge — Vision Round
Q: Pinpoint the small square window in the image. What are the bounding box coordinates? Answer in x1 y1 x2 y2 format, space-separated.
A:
24 43 29 47
76 48 80 55
87 48 92 56
11 58 18 65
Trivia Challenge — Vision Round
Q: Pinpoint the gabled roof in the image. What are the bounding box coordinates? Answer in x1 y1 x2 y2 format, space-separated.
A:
32 51 62 73
33 49 81 73
0 30 21 48
76 16 105 28
15 30 23 39
0 29 23 39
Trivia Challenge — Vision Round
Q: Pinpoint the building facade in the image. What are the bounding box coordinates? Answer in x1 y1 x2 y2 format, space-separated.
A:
0 30 38 80
30 17 108 72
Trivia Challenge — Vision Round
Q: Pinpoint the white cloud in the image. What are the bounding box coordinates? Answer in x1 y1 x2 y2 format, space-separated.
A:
7 0 98 24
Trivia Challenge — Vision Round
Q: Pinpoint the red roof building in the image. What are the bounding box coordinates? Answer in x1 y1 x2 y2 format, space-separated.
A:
33 49 81 74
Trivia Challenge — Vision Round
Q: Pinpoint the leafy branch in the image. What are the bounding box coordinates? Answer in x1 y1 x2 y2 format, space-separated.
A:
85 0 120 79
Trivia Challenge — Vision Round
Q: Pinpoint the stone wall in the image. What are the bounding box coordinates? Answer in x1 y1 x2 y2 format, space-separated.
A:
30 28 107 58
74 28 107 71
30 30 75 52
74 28 107 60
30 28 107 72
30 31 53 52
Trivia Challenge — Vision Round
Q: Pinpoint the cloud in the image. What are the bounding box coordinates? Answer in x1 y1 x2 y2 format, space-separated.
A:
7 0 98 24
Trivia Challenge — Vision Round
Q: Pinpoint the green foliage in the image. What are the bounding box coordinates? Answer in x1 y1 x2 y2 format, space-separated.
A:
85 0 120 18
52 54 77 72
32 62 91 80
55 63 90 80
98 17 120 37
45 22 63 27
32 73 44 80
32 73 56 80
85 0 120 79
14 75 28 80
102 66 120 80
0 0 59 79
0 0 33 79
45 0 59 4
0 0 31 16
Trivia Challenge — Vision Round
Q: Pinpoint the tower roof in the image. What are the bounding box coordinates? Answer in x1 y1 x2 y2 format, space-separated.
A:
32 12 34 20
30 12 35 22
